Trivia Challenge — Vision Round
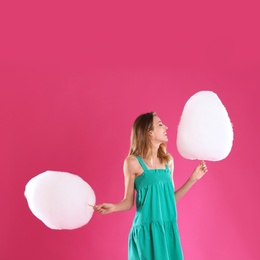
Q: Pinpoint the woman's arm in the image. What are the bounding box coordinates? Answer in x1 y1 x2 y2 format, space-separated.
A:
94 156 136 214
169 157 208 202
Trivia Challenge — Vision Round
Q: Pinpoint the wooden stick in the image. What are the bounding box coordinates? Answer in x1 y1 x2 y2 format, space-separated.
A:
88 204 94 208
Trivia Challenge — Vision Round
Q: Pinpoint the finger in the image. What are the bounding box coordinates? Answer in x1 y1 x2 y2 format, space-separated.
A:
201 163 207 170
94 203 105 209
199 164 206 170
94 205 103 212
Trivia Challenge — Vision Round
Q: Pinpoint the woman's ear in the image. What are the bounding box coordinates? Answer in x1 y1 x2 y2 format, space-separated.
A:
148 130 153 136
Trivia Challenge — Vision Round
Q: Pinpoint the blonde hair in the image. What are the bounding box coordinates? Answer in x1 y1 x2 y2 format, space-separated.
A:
129 112 171 164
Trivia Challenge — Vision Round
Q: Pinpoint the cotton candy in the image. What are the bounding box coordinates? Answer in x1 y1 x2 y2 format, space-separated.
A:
24 171 96 230
176 91 233 161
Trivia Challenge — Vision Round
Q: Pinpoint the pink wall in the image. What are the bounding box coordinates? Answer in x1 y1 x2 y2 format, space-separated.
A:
1 1 259 259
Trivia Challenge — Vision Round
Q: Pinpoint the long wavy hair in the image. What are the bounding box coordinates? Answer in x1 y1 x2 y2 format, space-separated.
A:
128 112 171 164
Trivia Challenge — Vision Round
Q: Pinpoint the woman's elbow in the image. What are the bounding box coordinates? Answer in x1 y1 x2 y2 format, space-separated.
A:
126 199 134 210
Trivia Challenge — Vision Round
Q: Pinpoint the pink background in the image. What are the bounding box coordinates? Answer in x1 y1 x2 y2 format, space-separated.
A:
0 1 259 259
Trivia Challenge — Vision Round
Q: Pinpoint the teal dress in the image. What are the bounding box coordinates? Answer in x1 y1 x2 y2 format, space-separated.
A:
128 156 183 260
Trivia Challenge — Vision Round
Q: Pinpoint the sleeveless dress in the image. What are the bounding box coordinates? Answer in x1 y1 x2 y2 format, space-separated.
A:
128 156 183 260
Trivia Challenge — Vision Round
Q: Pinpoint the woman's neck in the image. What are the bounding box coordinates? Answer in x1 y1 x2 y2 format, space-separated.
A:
144 145 160 167
150 142 160 154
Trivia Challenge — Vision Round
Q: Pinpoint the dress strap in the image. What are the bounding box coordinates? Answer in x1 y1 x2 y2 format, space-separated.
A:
165 164 171 173
135 156 148 171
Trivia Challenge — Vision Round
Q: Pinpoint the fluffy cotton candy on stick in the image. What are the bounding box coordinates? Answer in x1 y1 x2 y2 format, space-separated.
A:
24 171 96 230
176 91 234 161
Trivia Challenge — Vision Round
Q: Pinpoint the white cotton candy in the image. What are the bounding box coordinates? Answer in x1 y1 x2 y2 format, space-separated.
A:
24 171 96 230
176 91 234 161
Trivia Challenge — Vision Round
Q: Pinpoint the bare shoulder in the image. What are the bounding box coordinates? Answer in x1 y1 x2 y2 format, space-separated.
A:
124 155 139 168
168 153 174 174
168 153 174 165
124 155 142 176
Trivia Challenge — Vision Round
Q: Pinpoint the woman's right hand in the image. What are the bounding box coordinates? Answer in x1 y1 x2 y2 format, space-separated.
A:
94 203 115 215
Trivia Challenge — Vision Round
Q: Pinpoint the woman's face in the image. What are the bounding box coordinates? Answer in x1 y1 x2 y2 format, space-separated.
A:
149 115 168 143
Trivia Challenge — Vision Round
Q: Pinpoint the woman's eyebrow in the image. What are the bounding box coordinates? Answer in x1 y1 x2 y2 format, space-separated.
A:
157 121 162 124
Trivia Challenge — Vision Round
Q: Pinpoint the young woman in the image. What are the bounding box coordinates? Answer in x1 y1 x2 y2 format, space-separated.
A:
94 112 208 260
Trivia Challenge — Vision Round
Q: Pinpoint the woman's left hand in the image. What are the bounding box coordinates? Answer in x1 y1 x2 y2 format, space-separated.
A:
191 161 208 182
